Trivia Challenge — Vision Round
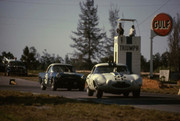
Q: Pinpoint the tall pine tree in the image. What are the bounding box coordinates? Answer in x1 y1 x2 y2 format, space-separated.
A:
107 6 119 57
168 13 180 72
71 0 105 68
100 6 119 63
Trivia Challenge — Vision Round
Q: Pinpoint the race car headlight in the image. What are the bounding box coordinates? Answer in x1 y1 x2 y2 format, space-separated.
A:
94 80 105 87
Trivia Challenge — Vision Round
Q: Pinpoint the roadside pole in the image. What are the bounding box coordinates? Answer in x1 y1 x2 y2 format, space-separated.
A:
150 35 153 78
150 30 156 78
150 13 173 79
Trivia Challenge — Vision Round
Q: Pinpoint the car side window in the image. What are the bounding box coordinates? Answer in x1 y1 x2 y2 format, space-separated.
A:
48 66 53 73
46 66 52 73
53 66 59 72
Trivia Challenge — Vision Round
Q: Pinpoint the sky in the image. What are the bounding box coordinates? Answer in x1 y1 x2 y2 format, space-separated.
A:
0 0 180 61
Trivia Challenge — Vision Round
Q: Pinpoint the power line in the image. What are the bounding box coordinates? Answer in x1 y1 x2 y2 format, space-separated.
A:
139 0 170 26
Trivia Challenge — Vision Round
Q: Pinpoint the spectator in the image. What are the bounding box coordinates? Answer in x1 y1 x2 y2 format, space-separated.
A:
129 25 136 37
116 23 124 36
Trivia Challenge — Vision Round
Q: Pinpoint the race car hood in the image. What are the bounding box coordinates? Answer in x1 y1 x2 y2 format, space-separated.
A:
92 72 142 86
55 72 83 78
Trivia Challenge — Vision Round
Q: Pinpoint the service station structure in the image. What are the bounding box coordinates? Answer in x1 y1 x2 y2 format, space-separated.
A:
114 36 141 75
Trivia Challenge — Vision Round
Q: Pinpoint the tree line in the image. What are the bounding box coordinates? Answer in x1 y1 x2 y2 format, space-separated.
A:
0 47 64 70
0 0 179 72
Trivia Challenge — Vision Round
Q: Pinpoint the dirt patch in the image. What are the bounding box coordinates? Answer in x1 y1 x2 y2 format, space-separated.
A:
142 78 161 89
177 80 180 86
142 78 180 95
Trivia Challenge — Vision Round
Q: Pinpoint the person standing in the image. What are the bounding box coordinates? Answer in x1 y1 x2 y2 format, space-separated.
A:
129 25 136 37
116 23 124 36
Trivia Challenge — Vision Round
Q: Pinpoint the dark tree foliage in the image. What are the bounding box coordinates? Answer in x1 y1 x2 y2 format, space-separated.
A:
1 47 64 71
0 51 14 62
40 49 63 70
99 6 119 63
107 6 119 57
0 52 14 72
71 0 106 69
64 54 71 64
153 53 161 71
141 51 171 72
141 55 149 72
21 46 39 70
168 13 180 72
160 51 169 68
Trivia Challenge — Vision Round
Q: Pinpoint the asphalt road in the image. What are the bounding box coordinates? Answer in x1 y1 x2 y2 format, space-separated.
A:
0 76 180 113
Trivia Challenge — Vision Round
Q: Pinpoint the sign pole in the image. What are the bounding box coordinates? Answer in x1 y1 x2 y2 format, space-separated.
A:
151 13 172 78
150 35 153 78
150 30 157 78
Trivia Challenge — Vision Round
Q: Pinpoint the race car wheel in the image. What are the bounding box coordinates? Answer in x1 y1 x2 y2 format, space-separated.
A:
79 84 85 91
51 78 57 91
133 89 140 98
40 81 46 90
67 87 72 91
96 90 103 98
123 92 129 97
87 87 94 96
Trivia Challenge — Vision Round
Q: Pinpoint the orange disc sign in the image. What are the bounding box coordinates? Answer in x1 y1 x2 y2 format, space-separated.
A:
152 13 173 36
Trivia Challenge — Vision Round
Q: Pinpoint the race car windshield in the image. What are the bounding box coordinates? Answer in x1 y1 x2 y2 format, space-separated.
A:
53 65 74 72
94 66 128 74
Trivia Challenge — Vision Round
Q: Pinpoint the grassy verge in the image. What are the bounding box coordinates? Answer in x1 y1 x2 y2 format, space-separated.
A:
0 90 180 121
142 86 179 95
142 77 180 95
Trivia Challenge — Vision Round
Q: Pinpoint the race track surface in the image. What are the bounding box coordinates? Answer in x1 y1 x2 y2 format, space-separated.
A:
0 76 180 113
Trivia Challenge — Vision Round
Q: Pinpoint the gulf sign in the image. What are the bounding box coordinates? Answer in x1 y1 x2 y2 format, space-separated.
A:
152 13 173 36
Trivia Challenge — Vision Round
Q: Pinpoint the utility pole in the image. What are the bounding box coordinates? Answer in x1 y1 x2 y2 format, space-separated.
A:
150 34 153 78
150 30 156 78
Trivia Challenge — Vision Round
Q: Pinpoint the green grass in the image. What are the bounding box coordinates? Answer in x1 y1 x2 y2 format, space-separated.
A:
0 90 180 121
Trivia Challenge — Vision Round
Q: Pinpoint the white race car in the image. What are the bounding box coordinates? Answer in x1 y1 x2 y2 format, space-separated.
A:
86 63 142 98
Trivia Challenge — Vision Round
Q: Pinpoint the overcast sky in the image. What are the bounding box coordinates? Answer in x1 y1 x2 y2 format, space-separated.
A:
0 0 180 61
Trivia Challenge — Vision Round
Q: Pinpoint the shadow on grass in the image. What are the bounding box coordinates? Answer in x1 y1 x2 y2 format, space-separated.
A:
83 94 180 106
0 90 96 106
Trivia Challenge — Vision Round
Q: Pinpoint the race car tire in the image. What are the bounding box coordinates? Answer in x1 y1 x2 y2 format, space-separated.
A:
87 87 94 96
96 90 103 98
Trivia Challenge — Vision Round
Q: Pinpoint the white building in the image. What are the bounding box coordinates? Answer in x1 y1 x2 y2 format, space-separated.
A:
114 36 141 74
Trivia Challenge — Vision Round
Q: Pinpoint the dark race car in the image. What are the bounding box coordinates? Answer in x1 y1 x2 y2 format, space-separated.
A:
4 60 27 76
39 63 86 91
